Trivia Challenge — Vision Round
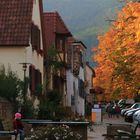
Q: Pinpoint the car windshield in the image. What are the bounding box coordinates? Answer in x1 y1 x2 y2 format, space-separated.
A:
132 103 140 108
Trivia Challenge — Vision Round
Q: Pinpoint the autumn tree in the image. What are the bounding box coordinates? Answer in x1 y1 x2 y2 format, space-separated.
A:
93 2 140 101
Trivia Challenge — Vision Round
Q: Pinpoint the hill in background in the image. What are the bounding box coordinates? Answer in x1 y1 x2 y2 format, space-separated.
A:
43 0 123 66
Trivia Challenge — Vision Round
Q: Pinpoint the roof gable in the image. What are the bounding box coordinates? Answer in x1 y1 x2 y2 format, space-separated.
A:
0 0 33 46
44 12 72 36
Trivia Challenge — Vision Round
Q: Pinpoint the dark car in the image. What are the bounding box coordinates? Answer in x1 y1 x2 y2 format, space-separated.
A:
124 108 140 122
121 103 140 116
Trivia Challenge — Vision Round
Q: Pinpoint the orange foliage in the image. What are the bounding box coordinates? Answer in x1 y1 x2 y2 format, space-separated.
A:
93 2 140 101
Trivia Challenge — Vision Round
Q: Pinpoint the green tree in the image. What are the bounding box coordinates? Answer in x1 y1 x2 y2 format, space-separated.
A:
0 65 22 112
38 89 62 120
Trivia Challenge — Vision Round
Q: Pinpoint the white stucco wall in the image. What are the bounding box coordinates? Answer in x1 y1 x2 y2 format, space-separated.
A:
85 65 93 94
66 68 85 116
29 0 43 79
73 77 78 114
66 48 86 116
73 76 85 116
0 47 27 80
66 70 73 107
77 67 85 116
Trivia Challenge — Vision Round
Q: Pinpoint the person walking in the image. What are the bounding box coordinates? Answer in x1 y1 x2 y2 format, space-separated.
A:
115 104 121 118
13 112 24 140
106 102 113 118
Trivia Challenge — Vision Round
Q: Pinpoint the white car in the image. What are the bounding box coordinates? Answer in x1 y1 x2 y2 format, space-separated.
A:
133 110 140 122
121 103 140 116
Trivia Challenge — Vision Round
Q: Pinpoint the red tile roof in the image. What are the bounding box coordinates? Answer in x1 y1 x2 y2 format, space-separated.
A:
43 11 72 56
0 0 33 46
44 12 72 36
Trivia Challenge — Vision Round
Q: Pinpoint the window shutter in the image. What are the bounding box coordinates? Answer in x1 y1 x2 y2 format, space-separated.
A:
31 23 40 51
78 79 85 99
35 69 39 88
29 65 35 94
31 24 36 49
35 69 42 87
32 67 35 92
39 71 42 85
29 65 32 91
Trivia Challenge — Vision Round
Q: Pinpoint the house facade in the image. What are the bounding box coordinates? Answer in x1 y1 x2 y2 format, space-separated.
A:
0 0 44 109
43 12 72 106
67 40 87 116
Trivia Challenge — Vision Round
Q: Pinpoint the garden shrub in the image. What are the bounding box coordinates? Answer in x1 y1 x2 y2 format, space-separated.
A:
26 125 82 140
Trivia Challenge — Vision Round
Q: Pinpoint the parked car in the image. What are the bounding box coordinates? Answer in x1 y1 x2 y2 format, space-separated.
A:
124 108 140 122
118 99 134 109
121 103 140 116
133 110 140 122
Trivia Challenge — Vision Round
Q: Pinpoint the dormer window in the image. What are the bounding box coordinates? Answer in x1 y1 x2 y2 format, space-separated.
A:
56 39 63 52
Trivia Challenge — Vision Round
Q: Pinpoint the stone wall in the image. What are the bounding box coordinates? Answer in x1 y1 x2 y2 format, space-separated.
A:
0 97 13 130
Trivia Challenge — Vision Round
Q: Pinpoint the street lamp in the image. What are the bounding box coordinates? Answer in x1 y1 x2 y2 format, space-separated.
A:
19 62 30 104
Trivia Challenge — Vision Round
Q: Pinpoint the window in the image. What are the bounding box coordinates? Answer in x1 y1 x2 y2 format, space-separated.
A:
56 39 63 52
